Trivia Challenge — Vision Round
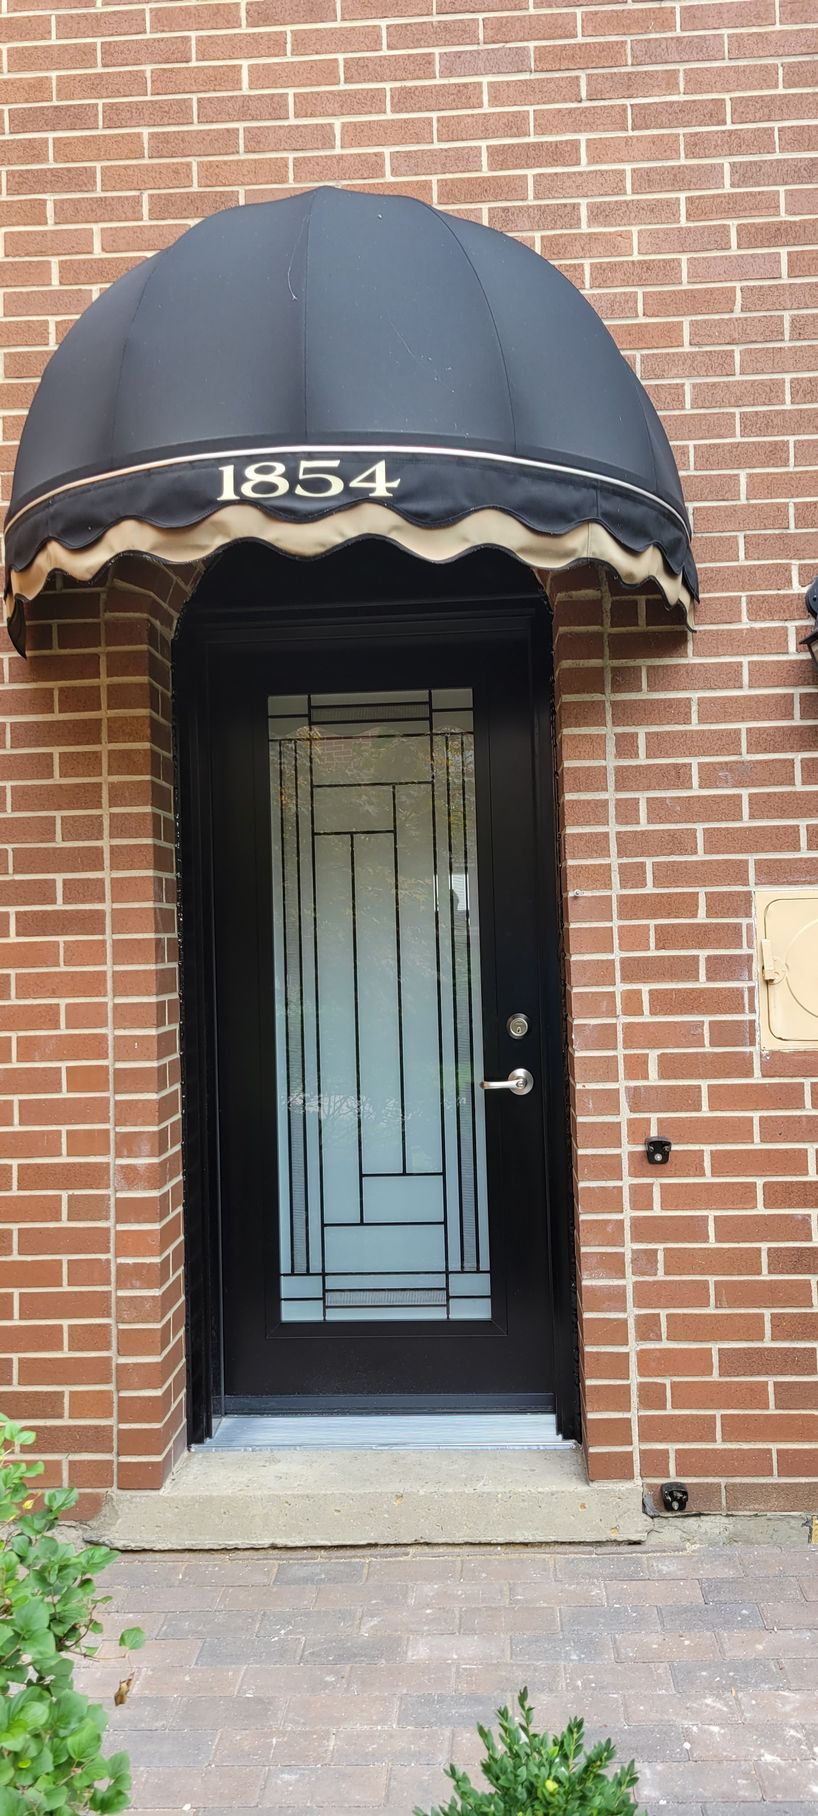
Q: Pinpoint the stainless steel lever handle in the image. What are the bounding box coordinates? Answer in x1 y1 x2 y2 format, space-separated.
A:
480 1068 534 1096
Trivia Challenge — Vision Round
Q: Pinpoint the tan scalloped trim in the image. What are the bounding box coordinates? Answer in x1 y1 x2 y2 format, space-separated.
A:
5 502 695 626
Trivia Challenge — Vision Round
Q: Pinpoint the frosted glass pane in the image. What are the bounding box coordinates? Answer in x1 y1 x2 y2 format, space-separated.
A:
432 710 473 733
314 786 394 834
362 1176 445 1224
282 737 307 1271
324 1223 447 1274
356 831 403 1175
269 717 310 736
434 733 464 1275
432 688 473 734
449 1272 490 1296
327 1305 448 1322
297 739 323 1277
269 687 490 1327
432 689 472 711
312 699 430 728
464 736 490 1272
312 735 430 785
315 835 360 1224
327 1288 445 1307
395 785 442 1175
269 740 291 1274
269 694 308 715
313 691 427 706
326 1273 446 1291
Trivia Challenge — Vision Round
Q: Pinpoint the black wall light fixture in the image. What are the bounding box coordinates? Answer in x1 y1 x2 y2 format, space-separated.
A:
805 577 818 671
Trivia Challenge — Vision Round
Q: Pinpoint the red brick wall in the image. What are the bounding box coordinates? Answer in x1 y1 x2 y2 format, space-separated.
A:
550 565 818 1512
2 0 817 1512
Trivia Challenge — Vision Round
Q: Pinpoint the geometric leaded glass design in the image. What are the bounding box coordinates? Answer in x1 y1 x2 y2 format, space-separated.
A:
268 688 491 1323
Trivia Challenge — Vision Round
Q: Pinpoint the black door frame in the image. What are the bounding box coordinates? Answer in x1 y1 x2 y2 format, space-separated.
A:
173 541 580 1443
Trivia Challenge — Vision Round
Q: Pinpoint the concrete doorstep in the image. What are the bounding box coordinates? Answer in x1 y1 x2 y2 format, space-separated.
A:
86 1445 649 1549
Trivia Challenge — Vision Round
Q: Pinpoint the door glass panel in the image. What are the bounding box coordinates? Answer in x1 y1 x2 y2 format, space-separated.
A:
268 688 490 1324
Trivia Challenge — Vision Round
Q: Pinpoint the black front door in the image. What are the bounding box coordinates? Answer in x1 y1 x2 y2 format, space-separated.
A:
195 556 570 1417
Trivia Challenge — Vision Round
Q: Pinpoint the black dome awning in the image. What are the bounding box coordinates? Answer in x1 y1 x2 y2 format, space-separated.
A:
4 186 697 652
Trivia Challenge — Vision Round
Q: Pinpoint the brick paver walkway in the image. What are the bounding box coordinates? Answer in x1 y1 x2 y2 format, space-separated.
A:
78 1542 818 1815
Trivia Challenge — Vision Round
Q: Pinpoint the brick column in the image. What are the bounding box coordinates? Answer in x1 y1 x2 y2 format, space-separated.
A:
0 558 193 1513
2 576 114 1512
549 565 640 1485
102 559 193 1491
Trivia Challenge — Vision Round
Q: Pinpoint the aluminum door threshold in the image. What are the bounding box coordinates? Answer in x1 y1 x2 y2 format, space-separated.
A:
202 1412 566 1450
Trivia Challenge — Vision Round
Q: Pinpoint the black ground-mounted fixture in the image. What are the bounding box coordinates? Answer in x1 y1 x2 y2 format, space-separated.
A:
645 1136 672 1165
661 1481 689 1513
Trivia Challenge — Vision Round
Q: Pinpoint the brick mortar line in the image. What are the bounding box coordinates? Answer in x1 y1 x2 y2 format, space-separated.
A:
8 21 818 47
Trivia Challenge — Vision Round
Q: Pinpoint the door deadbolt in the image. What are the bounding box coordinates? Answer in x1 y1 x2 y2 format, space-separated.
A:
506 1013 529 1040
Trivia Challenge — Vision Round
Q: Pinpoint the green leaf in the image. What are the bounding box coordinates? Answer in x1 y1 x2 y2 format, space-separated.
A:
26 1633 58 1670
90 1789 131 1815
44 1487 78 1514
52 1692 87 1728
15 1599 50 1638
78 1548 117 1574
117 1627 145 1652
0 1786 29 1816
19 1703 51 1733
0 1724 31 1753
66 1719 102 1763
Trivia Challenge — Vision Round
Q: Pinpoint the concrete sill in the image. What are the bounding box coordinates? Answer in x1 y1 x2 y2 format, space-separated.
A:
88 1445 648 1549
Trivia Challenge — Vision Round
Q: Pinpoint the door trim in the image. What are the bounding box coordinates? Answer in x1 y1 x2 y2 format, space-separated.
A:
173 542 580 1443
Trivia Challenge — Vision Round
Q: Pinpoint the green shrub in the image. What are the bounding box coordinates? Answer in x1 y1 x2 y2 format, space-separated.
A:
0 1413 144 1816
414 1691 639 1816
